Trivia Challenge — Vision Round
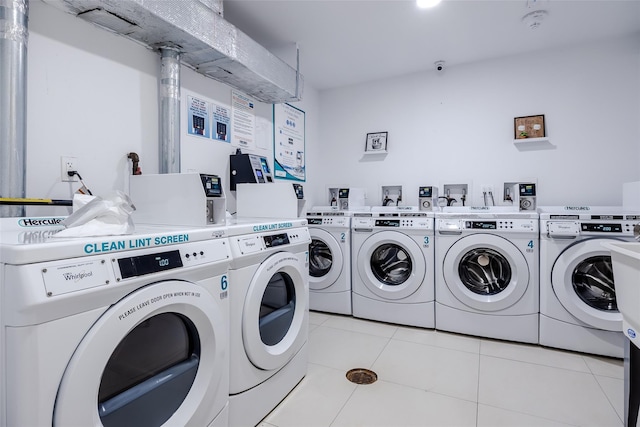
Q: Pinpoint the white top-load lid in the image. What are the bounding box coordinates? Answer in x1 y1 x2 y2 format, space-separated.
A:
603 242 640 347
0 217 227 265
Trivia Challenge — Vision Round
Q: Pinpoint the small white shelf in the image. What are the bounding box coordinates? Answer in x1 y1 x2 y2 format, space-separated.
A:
513 137 554 150
514 137 548 144
363 150 388 155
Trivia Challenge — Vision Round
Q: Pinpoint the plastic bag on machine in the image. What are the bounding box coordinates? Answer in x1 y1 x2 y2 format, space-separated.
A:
54 191 136 237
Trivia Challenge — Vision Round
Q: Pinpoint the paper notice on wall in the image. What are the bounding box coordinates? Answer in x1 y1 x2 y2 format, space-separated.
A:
273 103 305 182
231 90 256 149
212 103 230 143
185 93 230 144
187 95 210 138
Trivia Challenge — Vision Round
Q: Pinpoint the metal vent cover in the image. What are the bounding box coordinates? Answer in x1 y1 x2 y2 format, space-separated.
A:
42 0 303 103
346 368 378 385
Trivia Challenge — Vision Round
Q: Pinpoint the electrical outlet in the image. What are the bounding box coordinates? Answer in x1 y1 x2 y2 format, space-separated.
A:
61 156 78 182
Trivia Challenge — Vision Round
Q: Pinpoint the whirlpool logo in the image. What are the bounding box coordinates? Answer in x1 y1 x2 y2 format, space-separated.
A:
18 217 64 227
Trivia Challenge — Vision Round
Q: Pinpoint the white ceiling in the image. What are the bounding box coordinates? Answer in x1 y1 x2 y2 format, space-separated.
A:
222 0 640 91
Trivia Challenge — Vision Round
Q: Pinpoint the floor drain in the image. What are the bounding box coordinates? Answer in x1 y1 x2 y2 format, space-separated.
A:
346 368 378 385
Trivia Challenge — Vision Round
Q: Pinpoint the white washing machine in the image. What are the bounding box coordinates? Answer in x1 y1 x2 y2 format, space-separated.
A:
539 206 640 358
225 218 310 427
306 206 352 315
0 216 231 427
351 207 435 328
435 207 539 343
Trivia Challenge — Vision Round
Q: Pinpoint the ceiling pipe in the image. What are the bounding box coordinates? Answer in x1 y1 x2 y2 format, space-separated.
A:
159 47 181 174
0 0 29 217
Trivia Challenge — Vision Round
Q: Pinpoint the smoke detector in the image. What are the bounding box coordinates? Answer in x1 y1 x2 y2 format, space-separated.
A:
522 10 549 30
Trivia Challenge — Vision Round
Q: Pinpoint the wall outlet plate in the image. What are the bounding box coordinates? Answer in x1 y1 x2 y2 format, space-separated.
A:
61 156 78 182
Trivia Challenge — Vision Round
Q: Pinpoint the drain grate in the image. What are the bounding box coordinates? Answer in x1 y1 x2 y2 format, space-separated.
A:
346 368 378 385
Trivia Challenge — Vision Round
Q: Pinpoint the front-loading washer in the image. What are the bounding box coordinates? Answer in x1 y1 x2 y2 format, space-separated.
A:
0 216 231 427
351 207 435 328
225 218 310 427
306 206 352 315
435 207 539 343
539 206 640 358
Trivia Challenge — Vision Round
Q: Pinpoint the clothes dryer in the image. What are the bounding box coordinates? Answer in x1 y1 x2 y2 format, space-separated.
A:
539 206 640 358
435 207 539 343
225 218 310 427
306 207 351 315
0 217 231 427
351 207 435 328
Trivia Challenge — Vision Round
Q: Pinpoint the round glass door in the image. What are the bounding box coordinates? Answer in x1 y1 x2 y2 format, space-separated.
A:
442 234 529 311
552 237 623 330
572 255 617 312
458 248 512 296
370 243 413 286
259 271 296 346
54 280 226 427
308 229 343 291
309 239 332 278
99 313 200 427
243 252 308 371
356 231 425 300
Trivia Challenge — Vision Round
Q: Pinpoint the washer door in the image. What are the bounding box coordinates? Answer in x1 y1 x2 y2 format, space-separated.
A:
442 234 529 311
552 237 622 331
54 280 226 427
309 228 343 291
356 231 425 300
242 251 307 371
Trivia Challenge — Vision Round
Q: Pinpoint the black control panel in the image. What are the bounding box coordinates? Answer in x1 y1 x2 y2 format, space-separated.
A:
118 250 183 279
581 223 622 233
419 186 433 197
466 221 497 230
375 219 400 227
293 183 304 199
308 218 323 225
200 174 222 197
263 233 291 248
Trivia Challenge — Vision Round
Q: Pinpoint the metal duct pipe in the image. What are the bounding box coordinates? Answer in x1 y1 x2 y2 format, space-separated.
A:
159 47 180 174
0 0 28 217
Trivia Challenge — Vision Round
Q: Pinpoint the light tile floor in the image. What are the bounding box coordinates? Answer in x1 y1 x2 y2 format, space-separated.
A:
260 312 624 427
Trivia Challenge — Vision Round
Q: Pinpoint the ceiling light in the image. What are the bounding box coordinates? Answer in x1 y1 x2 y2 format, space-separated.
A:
417 0 442 9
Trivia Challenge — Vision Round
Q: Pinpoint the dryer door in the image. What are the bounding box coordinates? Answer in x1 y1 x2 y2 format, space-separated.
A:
242 251 308 371
356 231 426 300
54 280 227 427
442 234 529 311
309 228 344 291
552 237 622 331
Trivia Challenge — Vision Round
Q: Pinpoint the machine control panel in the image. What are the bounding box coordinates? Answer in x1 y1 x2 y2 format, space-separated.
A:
354 217 433 230
200 174 222 197
437 218 537 233
232 228 311 256
113 240 230 281
40 239 230 296
548 220 638 237
293 183 304 200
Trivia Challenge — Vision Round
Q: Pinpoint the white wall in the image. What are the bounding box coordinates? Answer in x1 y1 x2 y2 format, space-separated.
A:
310 34 640 208
25 0 319 217
22 1 640 215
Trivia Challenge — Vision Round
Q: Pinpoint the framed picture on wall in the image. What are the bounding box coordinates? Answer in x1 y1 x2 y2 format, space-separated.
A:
365 132 388 152
514 115 545 139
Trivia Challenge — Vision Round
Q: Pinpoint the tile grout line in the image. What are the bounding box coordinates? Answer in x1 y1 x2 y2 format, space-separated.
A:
327 335 395 427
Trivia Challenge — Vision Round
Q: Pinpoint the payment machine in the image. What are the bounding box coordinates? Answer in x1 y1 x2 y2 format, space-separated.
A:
230 153 273 190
